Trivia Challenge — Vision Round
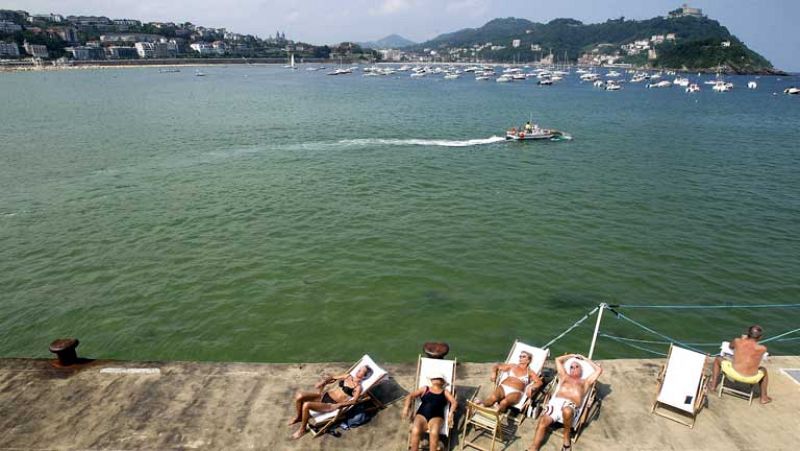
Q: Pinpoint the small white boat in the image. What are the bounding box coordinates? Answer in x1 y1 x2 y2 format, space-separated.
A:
496 75 512 83
647 80 672 88
606 70 621 78
505 122 571 141
712 81 732 92
784 87 800 95
195 70 206 77
673 77 690 87
747 81 758 89
605 81 622 91
443 73 460 80
537 78 553 86
580 73 600 82
593 80 604 88
159 68 180 73
686 83 701 93
475 75 491 81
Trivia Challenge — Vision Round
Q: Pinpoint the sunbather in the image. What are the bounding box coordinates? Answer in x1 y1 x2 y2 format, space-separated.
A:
289 365 373 439
709 325 772 404
403 373 457 451
529 354 602 451
480 350 543 413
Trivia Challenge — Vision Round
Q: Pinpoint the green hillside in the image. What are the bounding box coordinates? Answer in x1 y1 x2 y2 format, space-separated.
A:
413 15 777 73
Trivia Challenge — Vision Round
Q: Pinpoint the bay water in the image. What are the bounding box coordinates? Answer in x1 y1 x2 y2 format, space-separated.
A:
1 66 798 362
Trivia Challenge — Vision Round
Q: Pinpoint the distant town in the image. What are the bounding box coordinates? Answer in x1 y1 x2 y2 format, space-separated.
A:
0 4 782 73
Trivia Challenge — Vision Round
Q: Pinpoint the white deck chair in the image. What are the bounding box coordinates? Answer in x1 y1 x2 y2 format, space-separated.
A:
498 340 549 422
307 354 388 436
651 344 708 428
541 356 600 443
409 356 457 450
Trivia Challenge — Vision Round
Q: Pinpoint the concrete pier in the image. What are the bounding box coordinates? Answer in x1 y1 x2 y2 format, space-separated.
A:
1 356 798 450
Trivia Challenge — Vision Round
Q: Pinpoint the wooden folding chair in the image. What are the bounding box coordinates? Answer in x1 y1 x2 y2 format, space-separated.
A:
407 356 457 451
651 344 708 428
307 354 387 436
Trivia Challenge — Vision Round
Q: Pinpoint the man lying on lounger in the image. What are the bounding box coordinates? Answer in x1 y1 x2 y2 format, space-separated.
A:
709 325 772 404
529 354 602 451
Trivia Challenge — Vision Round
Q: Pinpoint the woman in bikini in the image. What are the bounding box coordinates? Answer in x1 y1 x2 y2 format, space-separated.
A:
403 373 458 451
480 350 543 413
289 365 373 439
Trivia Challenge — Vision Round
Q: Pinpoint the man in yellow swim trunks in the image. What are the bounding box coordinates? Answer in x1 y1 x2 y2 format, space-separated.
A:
709 325 772 404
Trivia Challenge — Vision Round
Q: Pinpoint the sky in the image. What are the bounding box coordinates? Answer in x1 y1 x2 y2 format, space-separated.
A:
6 0 799 71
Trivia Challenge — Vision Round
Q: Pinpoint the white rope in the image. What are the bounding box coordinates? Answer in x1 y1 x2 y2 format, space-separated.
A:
542 306 599 350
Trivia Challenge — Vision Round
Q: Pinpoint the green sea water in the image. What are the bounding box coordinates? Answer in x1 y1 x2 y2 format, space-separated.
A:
1 66 798 363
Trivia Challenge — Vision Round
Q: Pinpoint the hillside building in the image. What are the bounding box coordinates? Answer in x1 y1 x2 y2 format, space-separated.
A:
23 41 48 58
0 41 20 57
668 4 704 18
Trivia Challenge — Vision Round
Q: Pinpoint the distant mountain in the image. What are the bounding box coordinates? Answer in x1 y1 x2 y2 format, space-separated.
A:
411 16 777 73
359 34 415 49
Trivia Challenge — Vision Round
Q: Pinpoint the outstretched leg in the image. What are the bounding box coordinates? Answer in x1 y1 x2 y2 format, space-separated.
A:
409 415 429 451
427 417 443 451
497 391 522 413
481 386 504 407
292 401 335 439
528 414 553 451
561 406 575 448
289 391 321 425
759 367 772 404
709 357 722 391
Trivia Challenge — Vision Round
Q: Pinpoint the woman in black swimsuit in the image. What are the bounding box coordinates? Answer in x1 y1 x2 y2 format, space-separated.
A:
403 373 458 451
289 365 373 439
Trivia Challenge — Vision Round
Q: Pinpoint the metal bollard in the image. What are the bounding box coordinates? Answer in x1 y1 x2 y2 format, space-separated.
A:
423 342 450 359
49 338 80 366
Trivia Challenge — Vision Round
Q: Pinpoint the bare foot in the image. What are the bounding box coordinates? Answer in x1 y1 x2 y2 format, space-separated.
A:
760 396 772 404
286 417 300 426
291 428 306 439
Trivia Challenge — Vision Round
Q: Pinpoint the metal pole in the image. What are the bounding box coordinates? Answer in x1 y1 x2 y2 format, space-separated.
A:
588 303 606 359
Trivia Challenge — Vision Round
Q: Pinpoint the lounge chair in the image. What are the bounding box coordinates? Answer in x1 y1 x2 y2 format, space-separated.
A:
651 344 708 428
540 356 600 443
409 355 457 450
500 340 549 423
307 354 388 436
716 341 767 405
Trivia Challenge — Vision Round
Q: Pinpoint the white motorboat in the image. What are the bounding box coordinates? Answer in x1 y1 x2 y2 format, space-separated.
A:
748 81 758 89
496 75 513 83
505 122 571 141
647 80 672 88
580 73 600 82
605 81 622 91
475 75 491 81
712 81 732 92
783 87 800 95
593 80 604 88
686 83 701 93
537 78 553 86
606 70 621 78
443 73 460 80
673 77 690 87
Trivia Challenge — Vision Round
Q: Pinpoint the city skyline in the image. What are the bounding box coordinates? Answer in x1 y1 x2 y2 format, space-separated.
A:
4 0 798 71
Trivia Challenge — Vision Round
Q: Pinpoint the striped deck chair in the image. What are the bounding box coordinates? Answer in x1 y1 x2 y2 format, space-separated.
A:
307 354 388 436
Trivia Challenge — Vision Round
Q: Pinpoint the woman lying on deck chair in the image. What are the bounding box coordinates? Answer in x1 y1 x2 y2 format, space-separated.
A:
403 373 457 451
479 350 543 413
289 365 373 439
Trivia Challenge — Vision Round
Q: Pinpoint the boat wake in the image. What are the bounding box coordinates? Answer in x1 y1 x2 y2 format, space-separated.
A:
338 136 506 148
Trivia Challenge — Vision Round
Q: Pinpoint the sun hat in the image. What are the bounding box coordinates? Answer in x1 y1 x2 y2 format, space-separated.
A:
427 372 449 384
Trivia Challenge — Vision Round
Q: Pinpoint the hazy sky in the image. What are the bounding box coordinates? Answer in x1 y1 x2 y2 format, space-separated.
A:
8 0 798 70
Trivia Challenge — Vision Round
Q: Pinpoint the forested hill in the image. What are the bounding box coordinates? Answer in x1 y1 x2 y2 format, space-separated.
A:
413 15 778 73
